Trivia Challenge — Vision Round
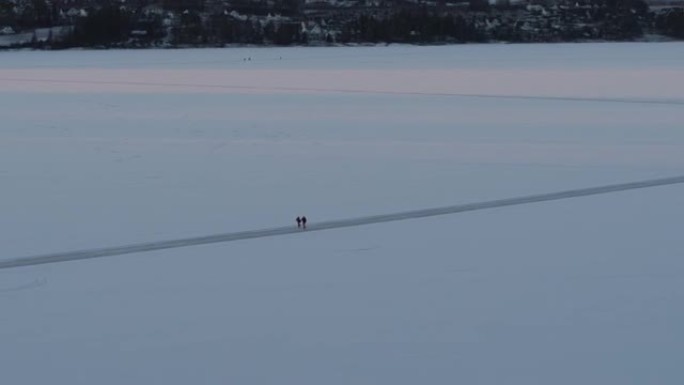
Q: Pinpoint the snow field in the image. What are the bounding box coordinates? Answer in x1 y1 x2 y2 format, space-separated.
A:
1 42 684 384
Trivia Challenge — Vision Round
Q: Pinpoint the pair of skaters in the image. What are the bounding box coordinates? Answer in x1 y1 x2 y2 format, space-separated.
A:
296 216 307 229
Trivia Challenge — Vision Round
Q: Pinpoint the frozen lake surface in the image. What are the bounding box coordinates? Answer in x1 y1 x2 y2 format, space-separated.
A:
1 43 683 384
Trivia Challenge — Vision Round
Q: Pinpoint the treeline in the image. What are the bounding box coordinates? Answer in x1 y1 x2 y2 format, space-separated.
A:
4 0 684 49
338 11 486 44
0 0 56 29
656 8 684 38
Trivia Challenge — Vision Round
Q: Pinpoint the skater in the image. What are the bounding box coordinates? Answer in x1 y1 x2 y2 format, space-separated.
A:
296 216 301 228
301 216 307 229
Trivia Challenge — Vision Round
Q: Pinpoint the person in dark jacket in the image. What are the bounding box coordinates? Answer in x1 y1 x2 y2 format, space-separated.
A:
301 216 307 229
296 216 301 228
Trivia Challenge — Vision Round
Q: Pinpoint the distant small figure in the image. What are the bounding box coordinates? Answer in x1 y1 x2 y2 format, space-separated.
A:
301 216 307 229
296 216 302 228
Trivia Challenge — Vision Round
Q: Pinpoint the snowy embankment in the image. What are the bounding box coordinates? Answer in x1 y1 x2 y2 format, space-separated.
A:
0 26 71 47
1 43 683 384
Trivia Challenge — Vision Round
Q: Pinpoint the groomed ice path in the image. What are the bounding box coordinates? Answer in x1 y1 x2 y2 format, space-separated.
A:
3 175 684 270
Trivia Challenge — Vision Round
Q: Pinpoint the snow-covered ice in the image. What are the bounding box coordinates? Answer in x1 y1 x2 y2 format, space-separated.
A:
1 43 683 384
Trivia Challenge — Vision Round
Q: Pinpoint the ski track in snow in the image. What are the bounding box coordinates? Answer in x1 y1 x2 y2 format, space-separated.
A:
1 77 683 105
0 278 47 293
2 175 684 270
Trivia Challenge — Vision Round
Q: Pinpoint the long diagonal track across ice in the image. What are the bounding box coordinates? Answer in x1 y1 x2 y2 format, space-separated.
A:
2 175 684 270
